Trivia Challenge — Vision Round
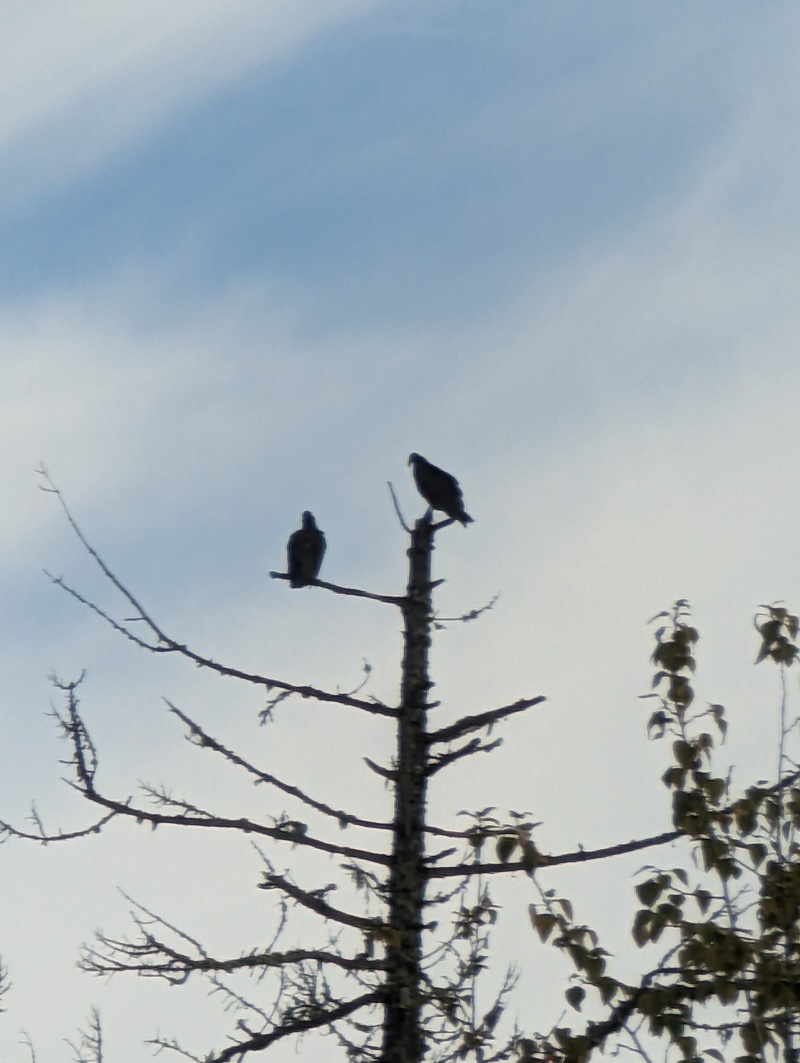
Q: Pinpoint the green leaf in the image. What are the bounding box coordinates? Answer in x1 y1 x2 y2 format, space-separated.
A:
662 766 686 790
636 878 663 908
741 1022 762 1054
704 776 726 806
529 906 557 943
647 709 669 738
694 888 711 914
596 976 618 1003
565 985 585 1011
748 842 767 868
760 619 781 642
495 835 517 863
632 909 651 947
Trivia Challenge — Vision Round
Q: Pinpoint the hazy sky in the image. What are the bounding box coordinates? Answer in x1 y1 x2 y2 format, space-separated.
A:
3 4 800 1060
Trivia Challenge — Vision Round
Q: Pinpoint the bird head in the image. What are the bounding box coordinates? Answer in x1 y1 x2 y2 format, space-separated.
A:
302 511 317 529
408 453 421 466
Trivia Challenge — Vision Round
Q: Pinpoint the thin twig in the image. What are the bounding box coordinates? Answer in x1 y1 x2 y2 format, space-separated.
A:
434 594 500 625
387 481 411 533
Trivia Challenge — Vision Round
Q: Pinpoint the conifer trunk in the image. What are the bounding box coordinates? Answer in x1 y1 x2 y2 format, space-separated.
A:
381 515 434 1062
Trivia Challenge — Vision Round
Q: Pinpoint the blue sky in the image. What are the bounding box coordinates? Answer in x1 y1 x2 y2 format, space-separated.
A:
3 3 800 1060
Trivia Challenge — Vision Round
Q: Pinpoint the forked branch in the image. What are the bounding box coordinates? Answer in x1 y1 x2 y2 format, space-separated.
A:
36 680 393 866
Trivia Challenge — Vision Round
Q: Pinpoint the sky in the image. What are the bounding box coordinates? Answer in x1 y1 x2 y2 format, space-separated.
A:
2 2 800 1060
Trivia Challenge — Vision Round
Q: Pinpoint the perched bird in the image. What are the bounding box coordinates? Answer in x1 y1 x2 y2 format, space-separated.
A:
287 512 326 587
408 453 473 525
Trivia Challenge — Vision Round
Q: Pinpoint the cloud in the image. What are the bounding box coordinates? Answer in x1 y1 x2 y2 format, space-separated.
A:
0 0 378 209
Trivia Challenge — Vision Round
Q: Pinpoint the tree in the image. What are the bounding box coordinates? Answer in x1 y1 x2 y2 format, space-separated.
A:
2 467 800 1062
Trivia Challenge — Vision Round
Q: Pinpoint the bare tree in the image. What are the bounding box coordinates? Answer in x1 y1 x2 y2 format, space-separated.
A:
1 468 545 1062
3 467 800 1062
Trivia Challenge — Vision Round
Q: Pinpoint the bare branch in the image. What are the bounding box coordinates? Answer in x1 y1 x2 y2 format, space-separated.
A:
0 957 9 1014
387 481 412 533
364 757 397 781
80 786 392 866
260 869 379 932
49 568 396 715
269 571 405 607
50 690 391 864
427 759 800 880
427 829 684 879
427 696 546 746
84 931 383 979
166 700 393 832
434 593 500 625
197 991 384 1063
40 471 396 718
66 1007 103 1063
20 1032 37 1063
0 809 118 844
425 738 503 777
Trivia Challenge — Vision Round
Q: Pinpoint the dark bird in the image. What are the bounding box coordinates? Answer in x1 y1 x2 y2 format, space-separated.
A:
408 453 473 525
287 512 326 587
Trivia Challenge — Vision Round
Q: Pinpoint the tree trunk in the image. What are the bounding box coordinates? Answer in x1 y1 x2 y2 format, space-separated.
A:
381 515 434 1062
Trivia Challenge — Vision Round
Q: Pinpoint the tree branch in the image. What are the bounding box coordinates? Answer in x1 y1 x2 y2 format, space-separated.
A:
166 700 393 832
260 869 379 932
81 786 392 865
426 696 546 745
426 762 800 879
364 757 397 781
269 571 405 606
48 569 396 715
0 808 118 844
387 481 412 533
199 991 384 1063
425 738 503 777
433 593 500 625
54 690 390 863
40 470 396 718
426 830 685 878
83 935 384 979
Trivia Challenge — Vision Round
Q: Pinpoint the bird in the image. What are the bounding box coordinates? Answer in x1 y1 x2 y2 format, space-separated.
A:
287 512 326 587
408 453 473 525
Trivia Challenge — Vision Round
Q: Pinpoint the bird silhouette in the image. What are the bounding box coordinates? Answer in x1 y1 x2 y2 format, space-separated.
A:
287 512 326 586
408 454 472 525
